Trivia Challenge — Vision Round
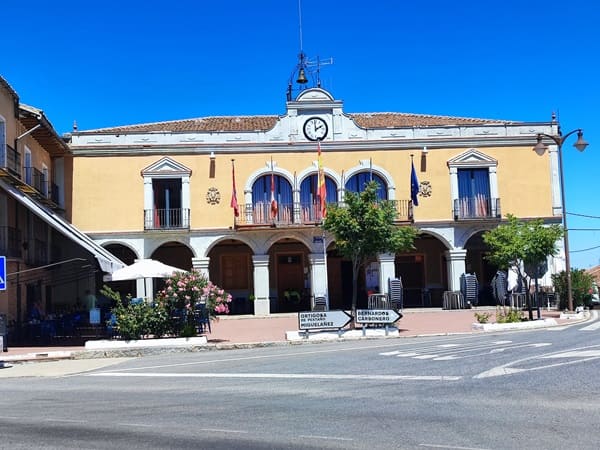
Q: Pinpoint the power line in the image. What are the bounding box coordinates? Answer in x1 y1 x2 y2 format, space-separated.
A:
571 244 600 254
568 212 600 220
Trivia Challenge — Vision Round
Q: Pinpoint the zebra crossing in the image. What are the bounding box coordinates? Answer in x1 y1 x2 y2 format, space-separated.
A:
379 340 553 361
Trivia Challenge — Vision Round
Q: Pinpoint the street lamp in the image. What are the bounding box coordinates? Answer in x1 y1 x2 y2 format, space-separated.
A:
533 128 588 312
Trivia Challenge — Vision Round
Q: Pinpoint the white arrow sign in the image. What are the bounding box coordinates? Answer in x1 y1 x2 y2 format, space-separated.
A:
355 309 402 324
298 310 352 330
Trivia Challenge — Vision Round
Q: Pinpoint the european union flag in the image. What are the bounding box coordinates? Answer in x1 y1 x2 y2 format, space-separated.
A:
411 160 419 206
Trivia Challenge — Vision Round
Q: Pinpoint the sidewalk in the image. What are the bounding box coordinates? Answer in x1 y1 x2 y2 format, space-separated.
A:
0 307 585 364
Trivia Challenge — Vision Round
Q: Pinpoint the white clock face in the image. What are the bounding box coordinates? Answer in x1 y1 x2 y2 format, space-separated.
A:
303 117 328 141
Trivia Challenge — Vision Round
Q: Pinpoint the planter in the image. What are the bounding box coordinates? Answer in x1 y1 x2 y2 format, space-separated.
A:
84 336 207 350
472 318 557 332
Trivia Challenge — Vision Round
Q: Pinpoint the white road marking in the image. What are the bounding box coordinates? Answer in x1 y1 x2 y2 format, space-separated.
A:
437 344 461 348
89 372 462 381
419 443 491 450
44 418 86 423
299 434 353 442
580 321 600 331
200 428 247 434
475 343 600 378
541 350 600 358
414 354 439 359
111 335 477 373
395 352 420 357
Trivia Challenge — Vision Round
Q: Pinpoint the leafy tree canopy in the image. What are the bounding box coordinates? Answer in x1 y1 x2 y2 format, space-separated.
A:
323 181 418 316
483 214 563 270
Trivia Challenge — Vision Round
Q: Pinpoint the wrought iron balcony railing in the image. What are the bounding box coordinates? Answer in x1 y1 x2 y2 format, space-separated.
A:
453 197 501 220
235 199 413 227
0 226 22 258
1 144 21 176
144 208 190 230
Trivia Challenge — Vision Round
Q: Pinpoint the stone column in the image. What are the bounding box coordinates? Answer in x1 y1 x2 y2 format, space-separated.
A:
252 255 270 315
445 248 467 292
192 257 210 277
308 253 328 309
377 253 396 296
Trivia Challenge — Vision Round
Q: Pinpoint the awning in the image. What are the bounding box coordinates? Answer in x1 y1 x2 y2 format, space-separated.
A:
0 178 125 273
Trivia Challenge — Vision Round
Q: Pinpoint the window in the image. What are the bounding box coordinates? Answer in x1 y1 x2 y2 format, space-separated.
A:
141 157 191 230
448 149 499 220
457 168 491 218
299 174 337 221
0 117 5 166
251 174 293 223
345 172 387 199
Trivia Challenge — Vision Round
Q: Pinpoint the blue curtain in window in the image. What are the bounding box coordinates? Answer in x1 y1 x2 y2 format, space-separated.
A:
458 169 490 217
345 172 387 200
300 175 337 205
458 169 490 198
252 174 293 206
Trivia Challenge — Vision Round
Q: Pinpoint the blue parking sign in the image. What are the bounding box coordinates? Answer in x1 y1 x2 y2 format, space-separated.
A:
0 256 6 290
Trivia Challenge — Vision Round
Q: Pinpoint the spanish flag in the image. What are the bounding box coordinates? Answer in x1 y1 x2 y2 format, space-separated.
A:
317 140 327 219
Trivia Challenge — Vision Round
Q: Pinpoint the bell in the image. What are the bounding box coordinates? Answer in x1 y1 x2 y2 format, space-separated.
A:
296 68 308 84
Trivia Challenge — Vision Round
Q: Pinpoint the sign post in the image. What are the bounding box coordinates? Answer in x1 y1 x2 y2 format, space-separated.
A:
0 256 6 291
298 310 352 338
355 309 402 336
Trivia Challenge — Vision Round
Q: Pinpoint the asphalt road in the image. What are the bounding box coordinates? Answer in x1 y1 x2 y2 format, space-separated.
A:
1 315 600 449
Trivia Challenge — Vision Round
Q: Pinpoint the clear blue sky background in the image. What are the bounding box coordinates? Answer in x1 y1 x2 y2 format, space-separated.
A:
3 0 599 268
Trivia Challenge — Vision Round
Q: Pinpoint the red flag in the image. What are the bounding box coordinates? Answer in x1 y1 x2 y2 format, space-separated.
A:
317 141 327 219
230 160 239 217
270 170 278 219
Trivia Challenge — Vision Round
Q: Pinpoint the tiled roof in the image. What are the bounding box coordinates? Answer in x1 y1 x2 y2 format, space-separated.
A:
76 112 514 134
79 116 281 134
350 112 514 128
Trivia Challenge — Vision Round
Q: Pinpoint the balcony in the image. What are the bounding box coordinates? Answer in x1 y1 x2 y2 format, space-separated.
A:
235 199 413 228
144 208 190 230
0 226 22 258
453 197 501 221
1 144 21 176
24 166 48 196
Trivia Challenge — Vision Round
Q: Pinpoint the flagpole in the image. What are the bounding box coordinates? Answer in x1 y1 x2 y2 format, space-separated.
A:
317 139 329 309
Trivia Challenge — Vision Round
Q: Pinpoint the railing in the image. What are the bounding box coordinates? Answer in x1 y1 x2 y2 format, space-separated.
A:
25 238 48 266
453 197 501 220
144 208 190 230
235 199 413 227
2 144 21 176
50 182 60 204
0 226 22 258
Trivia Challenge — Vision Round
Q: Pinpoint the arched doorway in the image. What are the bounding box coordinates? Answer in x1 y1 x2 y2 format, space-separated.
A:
464 231 498 306
207 239 254 315
268 238 311 313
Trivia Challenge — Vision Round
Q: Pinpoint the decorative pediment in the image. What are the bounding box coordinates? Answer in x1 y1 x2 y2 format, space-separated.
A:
296 88 334 102
141 157 192 177
447 149 497 168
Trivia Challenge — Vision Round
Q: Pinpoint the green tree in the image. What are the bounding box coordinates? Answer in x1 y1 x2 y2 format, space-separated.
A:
322 181 418 320
551 269 594 309
483 214 563 318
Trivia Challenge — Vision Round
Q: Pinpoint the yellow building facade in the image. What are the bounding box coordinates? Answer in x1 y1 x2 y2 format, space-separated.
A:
68 87 562 315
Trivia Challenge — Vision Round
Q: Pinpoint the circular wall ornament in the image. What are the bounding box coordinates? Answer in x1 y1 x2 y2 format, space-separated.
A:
206 187 221 205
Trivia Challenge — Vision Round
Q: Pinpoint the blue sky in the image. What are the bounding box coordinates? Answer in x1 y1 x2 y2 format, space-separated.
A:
3 0 599 268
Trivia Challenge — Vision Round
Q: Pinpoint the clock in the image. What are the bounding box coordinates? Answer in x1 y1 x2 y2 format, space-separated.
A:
303 117 328 141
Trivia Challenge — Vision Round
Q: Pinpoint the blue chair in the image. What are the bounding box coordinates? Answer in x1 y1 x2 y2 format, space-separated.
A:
194 303 211 334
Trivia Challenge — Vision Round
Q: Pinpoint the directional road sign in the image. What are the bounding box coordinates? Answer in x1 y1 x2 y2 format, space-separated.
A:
355 309 402 324
0 256 6 291
298 310 352 330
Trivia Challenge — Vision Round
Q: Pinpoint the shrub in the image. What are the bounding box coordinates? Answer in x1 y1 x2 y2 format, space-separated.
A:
474 312 491 324
495 306 523 323
101 285 170 340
